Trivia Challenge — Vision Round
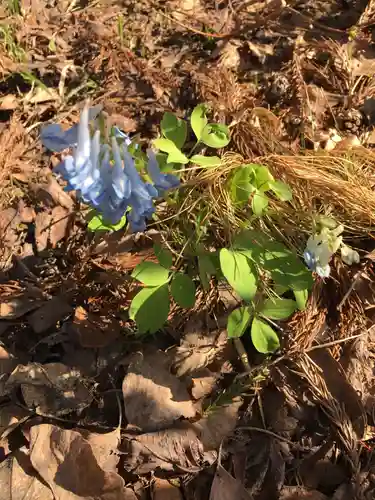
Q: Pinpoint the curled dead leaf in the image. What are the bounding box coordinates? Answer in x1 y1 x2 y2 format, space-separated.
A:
122 422 214 475
29 424 126 500
172 329 228 377
195 397 242 450
73 306 120 348
209 464 251 500
0 288 44 320
27 295 72 333
122 351 196 432
6 362 94 416
50 206 70 247
36 177 74 211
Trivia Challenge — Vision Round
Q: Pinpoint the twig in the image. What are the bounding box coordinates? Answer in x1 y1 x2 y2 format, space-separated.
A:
337 269 365 311
306 327 375 353
236 426 296 447
233 338 251 372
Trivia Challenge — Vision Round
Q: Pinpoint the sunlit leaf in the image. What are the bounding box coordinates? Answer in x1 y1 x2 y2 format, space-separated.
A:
190 155 221 167
251 317 280 353
260 298 297 320
191 104 208 140
86 211 127 232
170 273 196 308
227 307 251 338
269 180 293 201
230 166 255 206
161 112 187 149
201 123 230 148
294 289 308 310
219 249 257 301
129 284 170 333
131 261 169 286
153 244 173 269
252 189 268 216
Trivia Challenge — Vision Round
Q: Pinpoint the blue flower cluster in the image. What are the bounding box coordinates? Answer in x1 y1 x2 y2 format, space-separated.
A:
40 106 180 232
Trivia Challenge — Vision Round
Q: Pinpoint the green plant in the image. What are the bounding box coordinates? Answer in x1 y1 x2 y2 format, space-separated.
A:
129 244 196 333
221 229 312 353
153 104 230 170
229 163 292 216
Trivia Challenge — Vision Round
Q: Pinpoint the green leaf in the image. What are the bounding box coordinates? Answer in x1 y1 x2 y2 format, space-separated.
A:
234 230 313 291
131 261 169 286
251 317 280 353
227 307 251 338
170 273 196 308
167 150 189 164
260 298 297 320
190 155 221 167
191 104 208 140
252 165 274 191
129 284 170 333
153 138 189 165
269 180 293 201
294 289 308 310
198 254 217 290
153 137 177 153
87 211 127 232
252 189 268 216
201 123 230 148
161 112 187 149
230 166 255 206
153 244 173 269
219 249 257 302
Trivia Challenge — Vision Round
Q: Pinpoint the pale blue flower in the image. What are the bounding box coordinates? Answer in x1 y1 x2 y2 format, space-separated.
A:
40 105 103 152
147 149 180 192
303 234 331 278
41 105 180 232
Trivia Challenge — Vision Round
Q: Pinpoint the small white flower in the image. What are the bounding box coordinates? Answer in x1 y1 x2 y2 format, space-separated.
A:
341 245 360 265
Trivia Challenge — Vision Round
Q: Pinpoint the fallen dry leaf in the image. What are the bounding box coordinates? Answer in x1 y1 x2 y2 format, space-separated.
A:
0 448 54 500
0 345 20 396
209 464 251 500
280 486 328 500
0 288 45 319
27 295 72 333
0 404 29 438
37 176 74 211
18 200 36 223
0 94 18 110
50 206 70 247
6 362 93 416
122 422 214 474
308 349 365 439
79 428 121 472
35 212 52 252
0 208 21 248
172 329 228 377
191 369 218 401
29 424 126 500
73 306 120 348
122 351 196 432
152 478 182 500
196 397 242 450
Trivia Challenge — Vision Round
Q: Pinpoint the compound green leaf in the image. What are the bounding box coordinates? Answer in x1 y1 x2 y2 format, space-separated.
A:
191 104 208 140
190 155 221 167
251 317 280 353
201 123 230 148
252 165 274 191
167 150 189 164
131 261 169 286
161 112 187 149
227 307 251 338
170 273 196 308
129 284 170 333
219 249 257 302
252 189 268 216
87 211 127 232
294 289 309 310
269 180 293 201
260 298 297 320
230 166 255 206
153 137 178 153
153 244 173 269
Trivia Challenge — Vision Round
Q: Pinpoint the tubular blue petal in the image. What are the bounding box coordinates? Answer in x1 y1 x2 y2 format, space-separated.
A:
40 123 78 152
147 149 180 191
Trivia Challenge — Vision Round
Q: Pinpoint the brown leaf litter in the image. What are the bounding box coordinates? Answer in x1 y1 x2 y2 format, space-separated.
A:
6 362 94 416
